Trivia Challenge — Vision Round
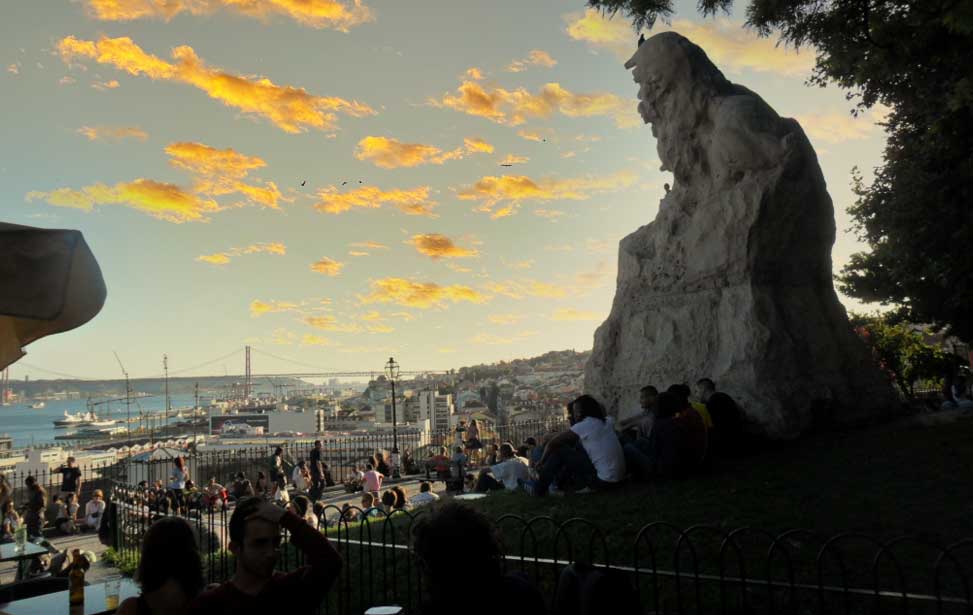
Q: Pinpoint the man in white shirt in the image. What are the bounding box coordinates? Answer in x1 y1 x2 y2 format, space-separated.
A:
409 482 440 507
532 395 626 496
475 443 529 492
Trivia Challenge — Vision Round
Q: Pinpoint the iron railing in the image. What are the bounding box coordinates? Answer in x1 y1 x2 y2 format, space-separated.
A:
104 492 973 615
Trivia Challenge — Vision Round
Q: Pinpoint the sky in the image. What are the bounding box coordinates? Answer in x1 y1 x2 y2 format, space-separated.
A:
0 0 889 381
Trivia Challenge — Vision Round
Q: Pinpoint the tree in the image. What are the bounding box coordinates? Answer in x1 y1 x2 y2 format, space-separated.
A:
593 0 973 341
849 312 961 399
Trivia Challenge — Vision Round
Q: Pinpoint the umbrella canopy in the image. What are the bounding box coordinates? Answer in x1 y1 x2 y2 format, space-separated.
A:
0 223 106 370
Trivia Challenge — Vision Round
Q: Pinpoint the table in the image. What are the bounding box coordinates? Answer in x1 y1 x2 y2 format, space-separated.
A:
0 577 138 614
0 544 49 582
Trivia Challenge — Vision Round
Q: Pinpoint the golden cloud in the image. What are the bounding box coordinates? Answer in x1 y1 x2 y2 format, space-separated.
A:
551 308 602 321
487 313 525 325
301 334 333 346
482 279 567 300
313 185 437 217
349 250 369 256
249 299 299 317
470 330 537 345
359 278 488 309
310 257 345 276
57 35 375 133
355 135 492 168
465 67 484 80
350 240 388 250
499 154 529 165
81 0 374 32
517 129 547 142
432 79 634 128
457 170 636 217
91 79 120 90
164 141 283 209
534 208 565 220
795 110 883 144
303 315 361 333
26 179 219 223
77 125 148 142
7 64 19 75
565 9 815 76
507 49 557 72
408 234 478 260
198 241 287 265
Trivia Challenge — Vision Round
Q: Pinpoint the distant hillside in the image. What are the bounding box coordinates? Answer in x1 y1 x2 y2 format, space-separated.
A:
4 375 307 398
456 349 590 380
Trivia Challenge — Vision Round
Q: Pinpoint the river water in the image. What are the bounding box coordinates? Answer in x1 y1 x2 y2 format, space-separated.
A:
1 394 197 448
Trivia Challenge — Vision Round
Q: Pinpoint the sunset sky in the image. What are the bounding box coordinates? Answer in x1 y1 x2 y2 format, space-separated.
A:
1 0 889 381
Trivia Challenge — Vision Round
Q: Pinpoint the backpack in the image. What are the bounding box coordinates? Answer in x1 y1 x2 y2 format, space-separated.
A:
553 562 640 615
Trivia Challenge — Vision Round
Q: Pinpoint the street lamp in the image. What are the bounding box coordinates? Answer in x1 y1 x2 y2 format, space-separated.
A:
384 356 401 479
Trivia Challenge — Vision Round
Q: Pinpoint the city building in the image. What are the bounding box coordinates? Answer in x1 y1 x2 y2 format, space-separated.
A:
418 390 455 433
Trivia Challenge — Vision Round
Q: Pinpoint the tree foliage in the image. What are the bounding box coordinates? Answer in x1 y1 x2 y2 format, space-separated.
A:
849 312 961 399
593 0 973 341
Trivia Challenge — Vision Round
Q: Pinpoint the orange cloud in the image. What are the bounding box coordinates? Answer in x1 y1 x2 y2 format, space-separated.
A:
551 308 602 321
457 170 636 217
77 125 148 142
408 234 479 260
432 80 635 128
57 35 375 133
7 63 19 75
26 179 219 223
198 242 286 265
249 299 299 316
81 0 374 32
465 67 484 80
310 257 345 276
348 250 369 257
164 141 283 209
360 278 488 309
507 49 557 72
313 185 437 217
355 136 492 168
565 9 815 76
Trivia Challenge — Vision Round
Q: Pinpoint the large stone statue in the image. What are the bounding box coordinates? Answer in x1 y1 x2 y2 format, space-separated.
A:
584 32 897 439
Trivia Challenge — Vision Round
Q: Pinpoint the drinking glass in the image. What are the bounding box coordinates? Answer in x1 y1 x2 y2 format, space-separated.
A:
103 576 121 610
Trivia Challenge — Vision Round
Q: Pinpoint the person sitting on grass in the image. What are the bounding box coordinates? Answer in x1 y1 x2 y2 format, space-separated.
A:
668 383 713 431
412 502 545 615
118 516 205 615
392 486 408 511
54 493 80 535
189 497 342 614
475 443 529 493
409 482 439 508
358 492 381 521
380 490 397 514
695 377 743 456
623 391 686 481
617 385 659 443
531 395 626 496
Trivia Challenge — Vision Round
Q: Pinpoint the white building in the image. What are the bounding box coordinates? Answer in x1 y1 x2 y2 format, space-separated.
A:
418 390 455 433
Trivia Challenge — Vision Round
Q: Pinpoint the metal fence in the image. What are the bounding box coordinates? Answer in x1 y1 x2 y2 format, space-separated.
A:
104 492 973 615
1 417 568 528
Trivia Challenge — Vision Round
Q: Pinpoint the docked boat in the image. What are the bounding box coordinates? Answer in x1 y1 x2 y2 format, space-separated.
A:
30 401 45 409
89 419 116 428
53 410 96 428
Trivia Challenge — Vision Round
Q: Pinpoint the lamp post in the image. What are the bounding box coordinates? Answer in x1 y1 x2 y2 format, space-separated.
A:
384 356 400 479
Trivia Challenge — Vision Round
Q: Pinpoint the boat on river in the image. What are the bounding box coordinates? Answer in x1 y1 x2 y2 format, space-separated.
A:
53 411 97 428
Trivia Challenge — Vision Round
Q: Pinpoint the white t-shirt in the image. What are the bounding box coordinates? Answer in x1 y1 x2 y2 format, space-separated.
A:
409 491 439 507
85 500 105 527
491 456 529 490
570 416 626 483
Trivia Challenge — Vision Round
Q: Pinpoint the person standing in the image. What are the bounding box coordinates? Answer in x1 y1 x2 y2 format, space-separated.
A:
361 463 383 497
189 498 342 614
308 440 333 500
24 475 46 538
54 456 83 500
169 457 189 514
